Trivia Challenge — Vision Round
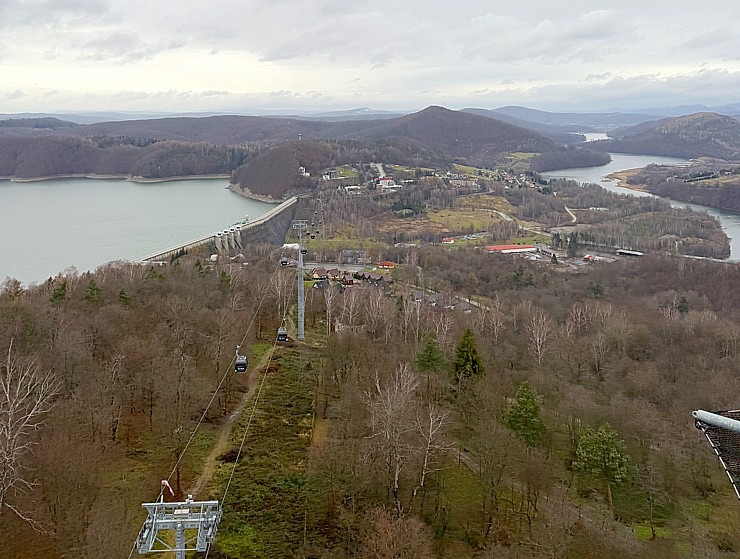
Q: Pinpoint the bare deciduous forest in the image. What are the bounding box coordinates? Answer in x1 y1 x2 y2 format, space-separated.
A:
2 233 740 558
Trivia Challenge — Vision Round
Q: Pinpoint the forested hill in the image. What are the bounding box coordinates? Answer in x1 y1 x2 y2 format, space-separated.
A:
593 112 740 160
0 107 611 187
76 114 328 144
231 141 332 199
0 136 251 179
462 108 586 145
331 105 557 165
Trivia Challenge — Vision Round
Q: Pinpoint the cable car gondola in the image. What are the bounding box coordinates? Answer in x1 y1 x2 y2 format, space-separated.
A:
235 345 248 373
300 248 307 255
279 256 289 267
277 326 288 342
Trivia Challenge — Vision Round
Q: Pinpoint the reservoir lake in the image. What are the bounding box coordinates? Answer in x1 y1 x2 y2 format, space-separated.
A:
540 153 740 262
0 178 277 285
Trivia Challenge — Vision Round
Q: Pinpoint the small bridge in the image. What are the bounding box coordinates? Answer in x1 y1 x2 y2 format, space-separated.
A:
139 196 298 263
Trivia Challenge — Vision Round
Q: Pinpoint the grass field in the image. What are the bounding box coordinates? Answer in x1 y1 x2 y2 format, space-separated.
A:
426 208 502 232
456 194 515 213
452 163 496 179
510 152 537 160
209 347 325 558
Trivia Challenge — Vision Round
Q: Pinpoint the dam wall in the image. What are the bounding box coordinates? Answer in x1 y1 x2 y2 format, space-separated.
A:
139 196 298 263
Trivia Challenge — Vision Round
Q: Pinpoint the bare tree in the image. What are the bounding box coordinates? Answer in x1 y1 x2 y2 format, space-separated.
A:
526 307 552 366
359 507 435 559
272 268 294 321
413 402 452 506
486 295 506 345
363 289 386 340
324 285 339 336
433 312 454 351
340 286 364 330
0 278 24 301
592 332 608 376
364 364 419 514
0 341 59 526
569 301 593 333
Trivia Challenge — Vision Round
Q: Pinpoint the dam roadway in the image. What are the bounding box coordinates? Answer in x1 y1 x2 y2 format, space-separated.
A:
138 196 299 263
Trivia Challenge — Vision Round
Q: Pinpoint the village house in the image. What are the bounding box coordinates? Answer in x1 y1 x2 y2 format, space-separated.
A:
340 249 370 264
311 267 328 279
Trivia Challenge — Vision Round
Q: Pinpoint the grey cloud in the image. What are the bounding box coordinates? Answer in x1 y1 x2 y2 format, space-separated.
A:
486 69 740 112
3 89 26 101
4 0 740 114
78 32 181 63
0 0 108 28
461 10 633 66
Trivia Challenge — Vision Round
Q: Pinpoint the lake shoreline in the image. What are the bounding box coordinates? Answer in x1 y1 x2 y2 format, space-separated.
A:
5 173 231 183
228 183 286 203
2 173 279 205
604 168 649 192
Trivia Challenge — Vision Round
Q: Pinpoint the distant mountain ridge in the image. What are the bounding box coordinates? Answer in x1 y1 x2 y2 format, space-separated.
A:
593 112 740 160
492 106 658 130
0 106 611 193
462 108 585 144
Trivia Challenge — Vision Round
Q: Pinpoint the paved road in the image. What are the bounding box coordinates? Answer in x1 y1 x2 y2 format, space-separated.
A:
494 210 514 222
373 162 387 178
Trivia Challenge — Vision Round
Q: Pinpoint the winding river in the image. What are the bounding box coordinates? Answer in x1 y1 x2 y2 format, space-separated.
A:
540 154 740 261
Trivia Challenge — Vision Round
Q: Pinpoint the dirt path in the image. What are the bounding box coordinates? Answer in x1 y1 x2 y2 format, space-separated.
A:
188 350 275 498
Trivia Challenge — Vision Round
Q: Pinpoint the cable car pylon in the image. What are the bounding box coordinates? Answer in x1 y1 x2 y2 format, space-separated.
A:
292 220 308 341
135 492 222 559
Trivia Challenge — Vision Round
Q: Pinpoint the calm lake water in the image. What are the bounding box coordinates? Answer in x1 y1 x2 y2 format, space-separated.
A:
540 154 740 261
0 178 277 285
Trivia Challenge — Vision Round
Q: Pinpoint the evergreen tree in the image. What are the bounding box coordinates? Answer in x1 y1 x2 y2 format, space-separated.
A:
119 289 130 306
677 296 690 314
513 265 525 288
145 267 165 281
50 281 67 305
567 232 579 258
587 282 604 299
83 279 102 302
504 381 545 447
417 332 445 373
573 423 630 508
452 329 483 393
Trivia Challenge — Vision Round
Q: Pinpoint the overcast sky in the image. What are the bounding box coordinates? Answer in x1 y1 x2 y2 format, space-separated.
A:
2 0 740 115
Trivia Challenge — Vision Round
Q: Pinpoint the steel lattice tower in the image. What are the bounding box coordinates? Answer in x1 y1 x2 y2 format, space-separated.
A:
135 496 222 559
293 220 308 341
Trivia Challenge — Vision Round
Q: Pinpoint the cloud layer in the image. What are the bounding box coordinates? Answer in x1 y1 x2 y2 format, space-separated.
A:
2 0 740 113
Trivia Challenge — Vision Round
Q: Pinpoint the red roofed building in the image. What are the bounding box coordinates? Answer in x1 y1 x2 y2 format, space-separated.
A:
378 261 396 269
485 244 536 254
